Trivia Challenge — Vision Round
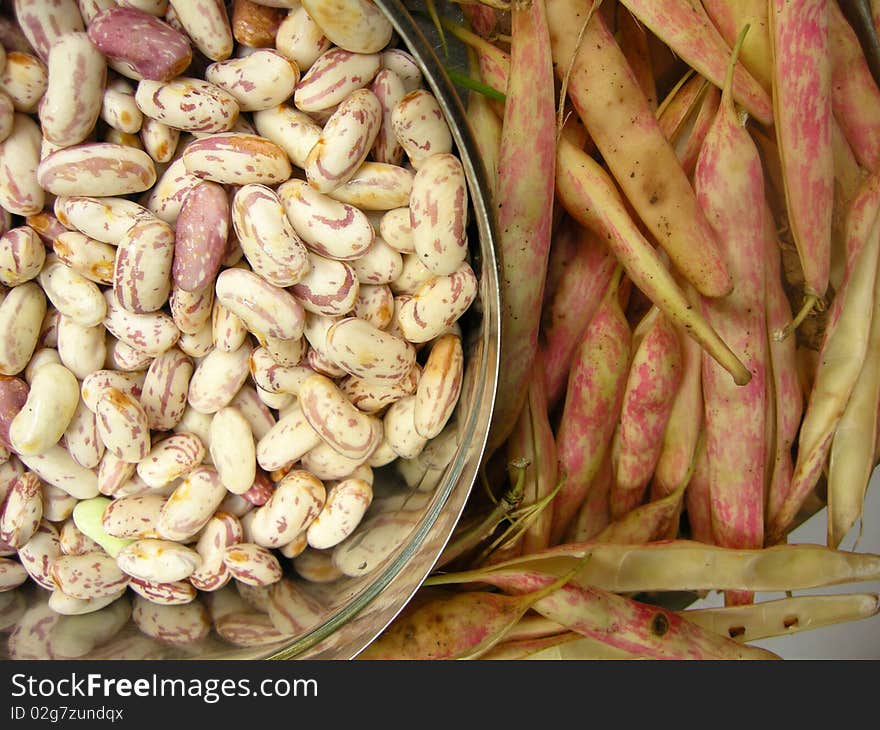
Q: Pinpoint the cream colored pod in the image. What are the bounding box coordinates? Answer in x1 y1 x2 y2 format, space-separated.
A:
205 49 300 112
300 0 393 55
136 433 205 489
8 362 78 456
154 466 227 543
167 0 234 63
306 477 372 550
135 77 240 134
249 470 325 549
37 143 158 197
39 31 106 147
0 114 45 216
0 282 46 376
95 387 151 464
209 406 256 494
325 316 416 384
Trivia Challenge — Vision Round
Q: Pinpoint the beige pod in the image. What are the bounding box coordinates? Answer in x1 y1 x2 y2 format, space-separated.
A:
100 76 144 134
352 283 394 329
382 395 427 460
52 232 116 286
130 595 211 644
135 77 239 134
139 117 179 164
391 89 453 171
100 493 166 539
38 255 107 328
116 538 202 582
187 341 253 414
275 6 332 72
339 364 420 414
112 218 176 314
229 385 276 441
350 236 404 286
263 335 307 368
298 373 383 461
102 288 181 356
0 471 43 548
211 299 248 353
370 68 406 166
0 282 47 376
182 132 292 186
8 362 78 456
300 440 366 481
0 52 48 114
277 178 374 260
18 520 62 590
304 87 383 193
205 49 299 112
37 143 157 197
54 195 158 245
58 517 102 556
396 261 478 343
168 0 234 62
139 346 193 431
222 542 283 586
390 253 434 295
306 477 372 550
300 0 392 54
40 482 79 522
63 397 105 470
169 284 214 336
232 183 310 288
81 368 147 412
136 432 206 489
0 114 44 216
39 31 106 147
18 445 99 499
188 511 242 592
0 556 28 590
154 466 227 542
255 404 321 472
95 387 151 463
215 267 306 341
326 161 414 211
0 226 45 286
50 551 131 600
141 156 202 223
379 207 415 253
325 316 416 384
209 406 256 494
249 347 312 395
252 103 322 170
409 152 469 276
293 47 381 113
249 469 325 548
23 347 61 385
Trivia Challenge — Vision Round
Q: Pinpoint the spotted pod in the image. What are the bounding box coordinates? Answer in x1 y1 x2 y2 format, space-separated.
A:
172 180 229 293
215 267 306 341
39 31 106 147
409 153 469 276
37 143 157 197
232 183 310 287
0 282 46 376
395 262 478 343
167 0 233 62
205 49 299 112
0 53 48 115
183 132 292 186
249 469 325 548
299 0 392 55
298 373 383 461
304 88 383 193
325 316 416 384
135 77 240 134
100 493 166 540
95 387 151 464
0 471 42 548
113 218 175 314
222 542 282 586
18 520 62 590
187 341 253 415
293 47 380 113
116 538 202 582
87 6 192 82
136 432 205 490
277 178 374 260
50 551 131 600
154 465 227 542
54 195 158 245
306 477 372 550
102 288 180 357
0 114 44 216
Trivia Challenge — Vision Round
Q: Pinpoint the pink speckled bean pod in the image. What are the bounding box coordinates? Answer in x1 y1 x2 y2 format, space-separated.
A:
277 178 374 260
0 226 44 287
206 48 299 112
87 6 192 82
249 469 325 548
102 288 180 357
39 31 106 147
395 261 477 344
300 0 392 55
139 346 193 432
172 181 229 293
232 183 310 287
223 542 282 586
293 47 380 113
215 267 306 341
304 87 382 193
95 387 151 463
167 0 233 62
51 551 130 600
37 142 157 197
136 432 205 489
0 471 42 548
114 218 175 314
183 132 292 186
0 114 44 216
13 0 85 63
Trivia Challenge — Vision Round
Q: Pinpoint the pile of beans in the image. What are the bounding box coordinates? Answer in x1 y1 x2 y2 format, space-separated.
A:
0 0 479 655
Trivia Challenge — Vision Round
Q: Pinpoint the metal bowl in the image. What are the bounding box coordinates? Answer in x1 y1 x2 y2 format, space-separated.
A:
0 1 500 661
